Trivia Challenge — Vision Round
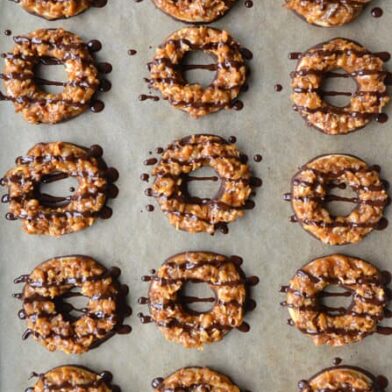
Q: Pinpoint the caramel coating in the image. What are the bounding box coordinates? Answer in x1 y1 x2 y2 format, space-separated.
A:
286 254 387 346
1 142 116 237
151 0 236 23
30 366 112 391
2 28 99 124
147 252 247 349
148 27 247 118
291 38 390 135
154 367 241 392
290 154 388 245
20 256 127 355
151 134 252 234
301 366 377 392
285 0 371 27
17 0 92 20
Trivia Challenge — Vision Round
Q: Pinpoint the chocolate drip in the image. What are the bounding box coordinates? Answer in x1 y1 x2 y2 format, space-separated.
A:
140 173 150 182
152 377 164 389
274 84 283 92
144 158 158 165
139 94 160 101
333 357 343 366
371 7 383 18
97 62 112 74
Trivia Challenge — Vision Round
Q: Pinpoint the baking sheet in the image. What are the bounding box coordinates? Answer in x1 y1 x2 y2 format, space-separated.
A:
1 0 392 390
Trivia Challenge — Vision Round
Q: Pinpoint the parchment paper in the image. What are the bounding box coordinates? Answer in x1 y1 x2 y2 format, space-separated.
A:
0 0 392 390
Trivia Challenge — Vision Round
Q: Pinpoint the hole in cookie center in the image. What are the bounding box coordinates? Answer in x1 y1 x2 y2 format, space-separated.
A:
325 182 357 217
320 69 357 108
184 167 221 201
182 51 217 87
319 285 353 315
34 62 68 94
38 173 78 207
180 281 216 314
55 288 89 322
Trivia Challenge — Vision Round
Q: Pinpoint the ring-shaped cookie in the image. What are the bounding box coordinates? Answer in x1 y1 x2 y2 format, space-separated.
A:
151 0 236 23
152 367 241 392
291 38 390 135
145 252 250 349
151 134 253 234
2 28 99 124
16 0 105 20
148 27 248 118
1 142 119 237
28 365 117 392
15 255 131 355
283 254 390 346
298 365 387 392
285 0 371 27
289 154 389 245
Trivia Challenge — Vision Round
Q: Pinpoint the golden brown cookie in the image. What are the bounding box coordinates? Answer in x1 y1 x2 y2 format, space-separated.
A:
149 134 258 234
1 142 119 236
298 365 388 392
147 27 249 118
282 254 391 346
291 38 390 135
287 154 389 245
27 365 119 391
152 367 241 392
151 0 236 23
15 0 107 20
285 0 371 27
1 28 100 124
138 252 258 349
14 255 131 355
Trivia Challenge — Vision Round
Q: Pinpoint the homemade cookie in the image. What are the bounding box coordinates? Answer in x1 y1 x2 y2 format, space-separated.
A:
285 0 371 27
14 255 131 355
147 27 248 118
152 367 241 392
1 142 119 236
1 28 99 124
282 254 391 346
287 154 389 245
291 38 390 135
298 365 388 392
151 0 236 23
139 252 258 349
15 0 106 20
27 365 119 391
149 134 255 234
